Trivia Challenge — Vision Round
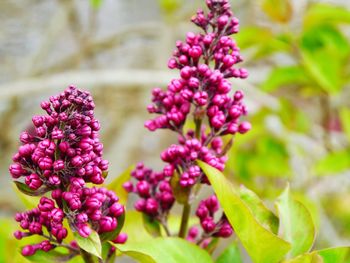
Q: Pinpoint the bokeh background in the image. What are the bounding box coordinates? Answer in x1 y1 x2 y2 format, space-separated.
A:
0 0 350 262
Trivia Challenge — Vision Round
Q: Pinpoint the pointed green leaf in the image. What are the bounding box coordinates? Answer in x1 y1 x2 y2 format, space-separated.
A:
239 185 279 234
198 161 291 263
283 252 323 263
107 165 134 205
14 181 50 197
115 237 213 263
142 214 162 237
74 230 102 259
262 66 311 92
24 249 75 262
317 247 349 263
216 242 243 263
313 150 350 176
276 185 315 258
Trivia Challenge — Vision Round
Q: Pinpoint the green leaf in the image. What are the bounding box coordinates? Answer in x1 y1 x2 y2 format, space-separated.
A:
14 181 50 196
24 249 74 262
158 0 182 14
318 247 350 263
142 214 162 237
99 213 125 242
239 185 279 234
216 242 243 263
283 252 323 263
90 0 103 9
198 161 291 263
313 150 350 176
304 3 350 29
262 66 310 92
115 237 213 263
122 211 153 243
170 171 190 204
262 0 293 23
106 165 134 205
276 185 315 258
74 230 102 259
340 108 350 143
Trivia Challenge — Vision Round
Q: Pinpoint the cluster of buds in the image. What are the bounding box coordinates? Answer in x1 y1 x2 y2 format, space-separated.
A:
124 163 175 218
195 195 233 238
127 0 249 241
9 85 108 189
10 86 126 257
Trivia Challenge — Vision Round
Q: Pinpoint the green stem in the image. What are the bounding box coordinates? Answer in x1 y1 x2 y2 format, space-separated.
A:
80 248 95 263
178 203 191 238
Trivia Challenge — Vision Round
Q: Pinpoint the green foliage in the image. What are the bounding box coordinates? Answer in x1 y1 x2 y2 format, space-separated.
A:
24 249 74 263
262 0 293 23
74 230 102 259
216 242 243 263
142 214 162 237
276 185 315 258
115 237 213 263
199 161 291 263
313 150 350 176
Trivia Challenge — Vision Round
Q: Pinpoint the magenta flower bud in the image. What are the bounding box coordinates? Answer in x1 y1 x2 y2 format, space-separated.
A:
193 91 208 106
217 222 233 238
196 206 209 219
99 160 109 171
51 127 64 139
188 226 199 239
168 58 177 69
58 141 69 153
78 125 92 137
210 111 226 129
69 198 82 210
20 220 29 229
29 222 42 234
71 155 83 167
48 175 61 186
14 230 24 240
145 198 158 215
78 224 91 238
32 115 45 127
53 160 64 171
112 233 128 244
40 240 54 252
52 189 62 200
9 163 25 178
52 226 68 242
122 181 134 192
38 157 53 170
134 199 146 212
99 216 117 232
19 144 35 157
22 245 36 256
25 173 43 190
136 181 150 198
109 203 124 217
234 90 244 101
86 198 102 210
76 213 88 223
201 218 216 233
205 195 219 212
51 208 64 222
189 46 202 58
180 66 192 79
38 197 55 212
89 209 102 221
238 121 251 134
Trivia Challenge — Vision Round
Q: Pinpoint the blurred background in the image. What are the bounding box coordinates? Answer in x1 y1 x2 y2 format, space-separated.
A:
0 0 350 262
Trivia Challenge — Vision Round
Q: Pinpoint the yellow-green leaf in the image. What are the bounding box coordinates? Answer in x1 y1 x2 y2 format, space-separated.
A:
262 0 293 23
106 165 134 205
74 230 102 259
276 185 315 258
199 161 291 263
283 252 323 263
317 247 349 263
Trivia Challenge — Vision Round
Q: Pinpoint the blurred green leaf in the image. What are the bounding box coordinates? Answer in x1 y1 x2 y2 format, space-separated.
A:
14 182 50 196
276 185 315 258
236 27 274 49
300 25 350 94
116 237 213 263
90 0 103 9
107 165 134 205
142 214 162 237
283 252 323 263
304 3 350 29
74 230 102 259
199 161 291 263
24 249 73 262
313 150 350 176
262 66 310 92
318 247 349 263
122 211 153 243
239 185 279 234
216 242 243 263
340 108 350 143
158 0 182 14
262 0 293 23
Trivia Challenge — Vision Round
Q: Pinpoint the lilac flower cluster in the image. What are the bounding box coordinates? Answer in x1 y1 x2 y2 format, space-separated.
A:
127 0 249 241
10 86 108 188
10 86 126 257
124 163 175 218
